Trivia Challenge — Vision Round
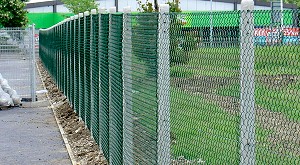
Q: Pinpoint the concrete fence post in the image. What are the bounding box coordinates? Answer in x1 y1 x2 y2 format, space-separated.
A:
240 0 256 164
30 24 36 102
157 4 171 165
78 12 84 120
122 6 133 164
90 8 97 138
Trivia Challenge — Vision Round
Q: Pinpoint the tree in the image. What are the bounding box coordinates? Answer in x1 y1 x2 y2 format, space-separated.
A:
61 0 98 14
0 0 28 27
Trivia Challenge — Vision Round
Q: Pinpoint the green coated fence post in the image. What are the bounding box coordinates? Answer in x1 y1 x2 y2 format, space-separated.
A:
122 6 133 164
157 4 171 165
240 0 256 164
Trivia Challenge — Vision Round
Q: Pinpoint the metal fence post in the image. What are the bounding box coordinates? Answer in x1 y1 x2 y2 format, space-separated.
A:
122 6 133 164
240 0 255 164
31 24 36 102
157 4 171 165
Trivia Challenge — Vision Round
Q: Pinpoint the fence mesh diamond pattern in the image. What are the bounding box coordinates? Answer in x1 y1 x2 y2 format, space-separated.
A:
39 9 300 164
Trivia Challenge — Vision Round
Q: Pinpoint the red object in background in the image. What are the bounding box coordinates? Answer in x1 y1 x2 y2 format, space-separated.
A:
255 28 300 37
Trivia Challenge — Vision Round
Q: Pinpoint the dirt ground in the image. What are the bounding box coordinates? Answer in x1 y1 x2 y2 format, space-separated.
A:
37 60 108 165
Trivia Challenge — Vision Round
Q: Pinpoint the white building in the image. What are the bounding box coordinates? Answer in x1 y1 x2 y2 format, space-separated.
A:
25 0 297 13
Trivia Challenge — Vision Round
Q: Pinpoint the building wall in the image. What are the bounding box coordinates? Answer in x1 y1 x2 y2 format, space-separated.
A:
27 6 53 13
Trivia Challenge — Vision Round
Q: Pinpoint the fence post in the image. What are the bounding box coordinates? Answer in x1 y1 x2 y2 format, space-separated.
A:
108 7 117 165
240 0 255 164
90 8 97 139
78 12 84 120
157 4 171 165
30 24 36 102
122 6 133 164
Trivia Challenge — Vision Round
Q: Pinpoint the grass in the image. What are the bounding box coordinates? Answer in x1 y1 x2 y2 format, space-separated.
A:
170 45 300 163
170 87 240 163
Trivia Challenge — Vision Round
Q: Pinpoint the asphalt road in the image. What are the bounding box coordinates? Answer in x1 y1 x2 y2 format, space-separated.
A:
0 107 71 165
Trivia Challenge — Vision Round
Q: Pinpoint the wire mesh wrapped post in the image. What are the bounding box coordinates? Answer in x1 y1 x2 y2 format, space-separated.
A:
66 19 70 100
157 4 171 164
84 11 92 129
74 14 80 115
90 8 99 143
108 6 124 164
122 6 133 164
240 0 255 164
79 12 85 121
98 11 110 160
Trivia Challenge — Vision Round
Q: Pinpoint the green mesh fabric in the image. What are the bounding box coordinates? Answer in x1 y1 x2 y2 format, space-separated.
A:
91 13 100 144
39 9 300 165
169 12 241 164
123 13 159 164
108 13 123 165
99 13 110 159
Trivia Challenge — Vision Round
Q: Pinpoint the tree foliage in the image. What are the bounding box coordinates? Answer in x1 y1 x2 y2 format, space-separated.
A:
137 0 181 12
61 0 98 14
0 0 28 27
258 0 300 8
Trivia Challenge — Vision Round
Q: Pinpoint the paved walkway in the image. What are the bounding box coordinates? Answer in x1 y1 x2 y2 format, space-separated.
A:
0 53 71 164
0 106 71 165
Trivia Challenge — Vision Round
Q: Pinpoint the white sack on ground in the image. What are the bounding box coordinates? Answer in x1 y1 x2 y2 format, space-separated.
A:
0 76 21 106
0 73 3 84
11 90 21 105
1 79 11 92
0 87 11 106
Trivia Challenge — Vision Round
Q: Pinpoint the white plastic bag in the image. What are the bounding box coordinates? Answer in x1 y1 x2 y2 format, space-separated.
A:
1 79 11 92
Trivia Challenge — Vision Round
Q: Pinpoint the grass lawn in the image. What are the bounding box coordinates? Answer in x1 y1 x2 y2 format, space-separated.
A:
170 45 300 164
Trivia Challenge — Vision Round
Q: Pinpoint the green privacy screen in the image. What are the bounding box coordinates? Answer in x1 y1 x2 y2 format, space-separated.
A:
39 9 300 164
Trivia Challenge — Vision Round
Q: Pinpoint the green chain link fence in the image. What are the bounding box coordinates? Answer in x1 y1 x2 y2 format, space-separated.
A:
39 6 300 165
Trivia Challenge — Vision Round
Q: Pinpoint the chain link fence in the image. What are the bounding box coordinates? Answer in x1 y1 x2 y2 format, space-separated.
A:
0 26 36 102
39 6 300 164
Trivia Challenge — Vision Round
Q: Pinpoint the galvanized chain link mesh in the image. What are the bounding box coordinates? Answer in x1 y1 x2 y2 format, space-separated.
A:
39 9 300 164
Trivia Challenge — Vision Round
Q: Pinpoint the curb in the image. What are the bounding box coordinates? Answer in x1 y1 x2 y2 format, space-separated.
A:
36 62 77 165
